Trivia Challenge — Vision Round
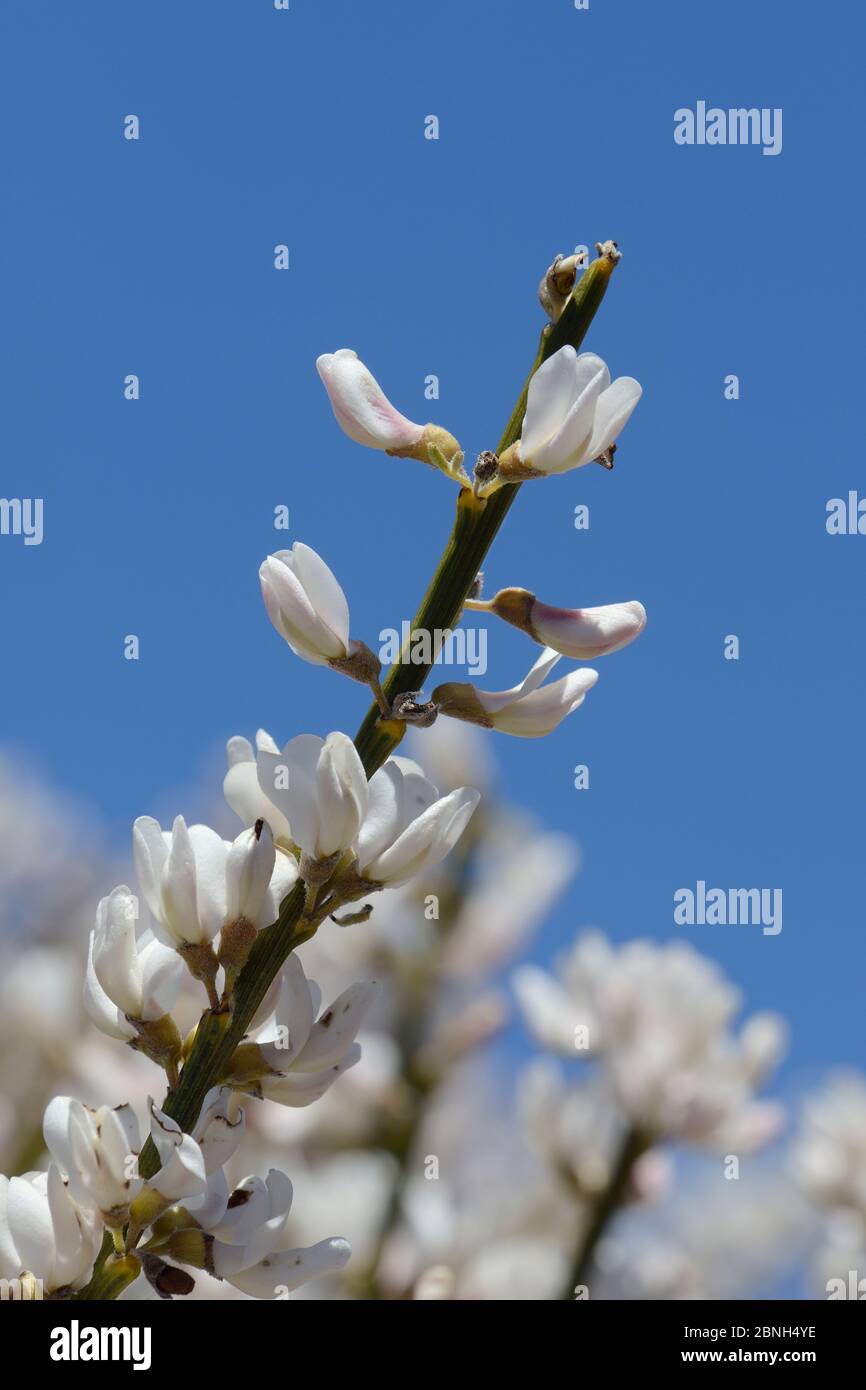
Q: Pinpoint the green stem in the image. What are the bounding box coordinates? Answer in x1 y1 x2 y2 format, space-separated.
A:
73 1247 141 1302
354 250 618 777
562 1126 649 1299
137 880 307 1179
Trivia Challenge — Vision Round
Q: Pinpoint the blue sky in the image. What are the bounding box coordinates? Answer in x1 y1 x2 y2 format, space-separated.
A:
1 0 863 1111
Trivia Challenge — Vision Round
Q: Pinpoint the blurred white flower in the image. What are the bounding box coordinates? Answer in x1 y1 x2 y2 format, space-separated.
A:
257 733 367 864
510 346 641 476
515 934 787 1151
356 756 480 888
792 1073 866 1212
0 1165 102 1292
434 649 598 738
443 819 577 977
260 543 351 666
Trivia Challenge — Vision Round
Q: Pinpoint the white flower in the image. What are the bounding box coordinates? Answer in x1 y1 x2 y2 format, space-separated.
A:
257 732 368 862
792 1074 866 1212
43 1097 142 1220
434 649 598 738
192 1087 246 1175
517 595 646 659
259 543 351 666
356 756 480 888
133 815 229 947
514 346 641 475
514 933 787 1151
0 1165 102 1292
316 349 424 453
146 1102 208 1203
224 730 293 847
225 822 298 929
207 1168 351 1298
250 955 378 1107
86 886 184 1027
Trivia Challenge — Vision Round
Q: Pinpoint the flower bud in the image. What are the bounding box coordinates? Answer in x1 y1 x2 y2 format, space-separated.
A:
538 251 588 323
485 587 647 659
316 349 465 481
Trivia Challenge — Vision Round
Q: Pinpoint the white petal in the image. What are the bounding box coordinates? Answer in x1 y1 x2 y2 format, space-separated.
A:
224 758 292 844
538 353 610 473
520 347 580 462
223 1236 351 1298
290 543 351 655
92 887 142 1017
137 938 185 1020
83 935 136 1041
260 1047 361 1106
6 1174 54 1279
132 817 169 922
489 669 598 737
585 376 642 461
314 733 368 856
225 824 276 925
291 983 379 1072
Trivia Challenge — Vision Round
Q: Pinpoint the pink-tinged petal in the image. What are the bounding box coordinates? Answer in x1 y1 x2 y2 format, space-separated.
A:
317 348 423 451
532 599 647 659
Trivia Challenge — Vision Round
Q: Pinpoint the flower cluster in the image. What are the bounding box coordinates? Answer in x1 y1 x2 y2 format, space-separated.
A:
515 933 787 1151
0 245 653 1302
